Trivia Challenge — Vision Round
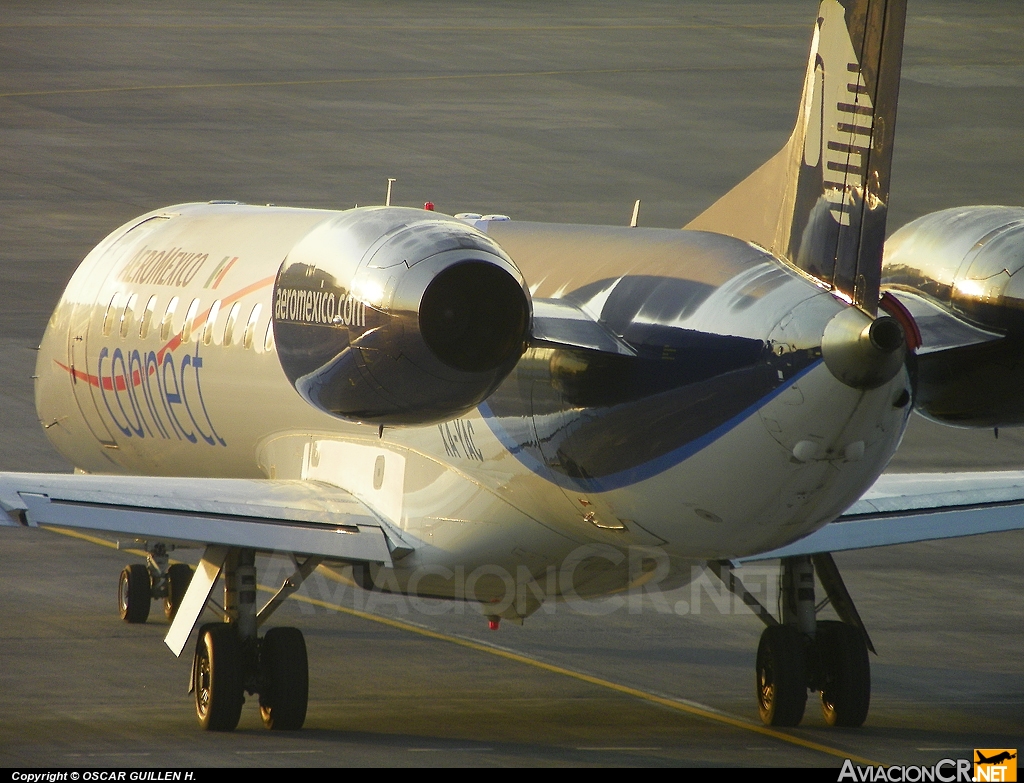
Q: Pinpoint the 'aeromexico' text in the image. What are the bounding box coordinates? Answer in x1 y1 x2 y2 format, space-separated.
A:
118 246 208 287
275 287 366 327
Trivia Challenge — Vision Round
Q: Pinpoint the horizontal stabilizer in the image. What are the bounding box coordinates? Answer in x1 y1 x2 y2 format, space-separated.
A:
884 289 1002 354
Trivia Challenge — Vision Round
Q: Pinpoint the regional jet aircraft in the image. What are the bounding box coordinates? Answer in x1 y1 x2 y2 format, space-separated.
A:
4 0 1024 731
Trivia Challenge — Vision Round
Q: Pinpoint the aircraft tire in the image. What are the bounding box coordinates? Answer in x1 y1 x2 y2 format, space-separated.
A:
259 627 309 730
817 620 870 727
118 564 151 624
194 623 244 731
164 563 193 621
756 625 807 726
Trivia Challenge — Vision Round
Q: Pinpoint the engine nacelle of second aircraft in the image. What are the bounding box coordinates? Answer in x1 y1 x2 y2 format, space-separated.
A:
883 206 1024 332
273 207 531 426
883 205 1024 426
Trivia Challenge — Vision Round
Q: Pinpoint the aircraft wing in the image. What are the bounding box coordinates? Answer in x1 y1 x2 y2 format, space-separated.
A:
0 473 402 566
739 470 1024 562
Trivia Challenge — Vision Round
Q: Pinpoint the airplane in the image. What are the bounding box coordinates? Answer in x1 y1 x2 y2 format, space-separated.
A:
977 752 1017 765
4 0 1024 734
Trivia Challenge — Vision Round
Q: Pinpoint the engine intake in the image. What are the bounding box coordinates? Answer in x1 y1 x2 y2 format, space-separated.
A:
273 207 531 425
419 260 529 373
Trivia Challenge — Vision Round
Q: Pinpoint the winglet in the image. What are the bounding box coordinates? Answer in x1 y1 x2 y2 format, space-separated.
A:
686 0 907 315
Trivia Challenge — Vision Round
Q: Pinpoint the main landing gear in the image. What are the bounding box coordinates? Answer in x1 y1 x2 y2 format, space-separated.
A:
192 623 309 732
712 554 873 727
119 545 320 731
118 543 194 624
188 549 310 731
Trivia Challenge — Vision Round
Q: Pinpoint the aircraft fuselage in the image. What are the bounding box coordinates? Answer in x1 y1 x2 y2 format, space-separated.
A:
35 202 912 604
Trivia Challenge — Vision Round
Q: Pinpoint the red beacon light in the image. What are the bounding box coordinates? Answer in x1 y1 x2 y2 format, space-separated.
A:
423 202 435 211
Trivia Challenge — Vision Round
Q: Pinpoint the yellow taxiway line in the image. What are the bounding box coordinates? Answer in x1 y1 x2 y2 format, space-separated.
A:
273 585 882 766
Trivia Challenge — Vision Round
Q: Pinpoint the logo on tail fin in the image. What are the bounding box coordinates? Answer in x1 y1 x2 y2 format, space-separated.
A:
802 1 875 228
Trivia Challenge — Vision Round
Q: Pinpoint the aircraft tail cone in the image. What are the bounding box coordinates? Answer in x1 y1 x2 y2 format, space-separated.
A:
821 306 906 390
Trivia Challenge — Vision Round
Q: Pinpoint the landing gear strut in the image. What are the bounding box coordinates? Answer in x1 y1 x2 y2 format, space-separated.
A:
712 554 872 728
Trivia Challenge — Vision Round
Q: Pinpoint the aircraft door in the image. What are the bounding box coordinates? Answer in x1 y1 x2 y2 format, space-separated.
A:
67 301 119 450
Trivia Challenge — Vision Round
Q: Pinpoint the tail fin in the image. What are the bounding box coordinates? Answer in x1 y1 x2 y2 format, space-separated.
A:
686 0 907 315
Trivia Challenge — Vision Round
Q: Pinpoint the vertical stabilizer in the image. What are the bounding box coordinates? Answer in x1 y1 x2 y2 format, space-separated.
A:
686 0 906 315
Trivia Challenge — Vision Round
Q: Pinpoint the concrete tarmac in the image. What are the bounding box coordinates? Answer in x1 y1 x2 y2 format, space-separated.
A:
1 0 1023 768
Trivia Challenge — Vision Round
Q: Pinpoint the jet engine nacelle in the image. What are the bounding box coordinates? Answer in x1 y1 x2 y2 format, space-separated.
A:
883 205 1024 426
274 207 531 425
883 206 1024 332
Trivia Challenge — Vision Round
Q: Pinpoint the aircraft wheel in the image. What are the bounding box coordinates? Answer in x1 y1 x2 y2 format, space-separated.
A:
164 563 193 621
118 564 151 624
194 623 244 731
756 625 807 726
817 620 870 727
259 627 309 730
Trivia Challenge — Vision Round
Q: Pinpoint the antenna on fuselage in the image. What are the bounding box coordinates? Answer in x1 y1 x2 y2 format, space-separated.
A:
385 178 397 207
629 199 641 228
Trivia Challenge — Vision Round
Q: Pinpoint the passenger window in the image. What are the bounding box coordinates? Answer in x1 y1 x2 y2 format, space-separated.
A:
222 302 241 346
181 298 200 343
263 320 275 352
242 303 262 350
160 296 179 342
203 299 221 346
102 293 120 337
119 293 137 339
139 295 157 339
